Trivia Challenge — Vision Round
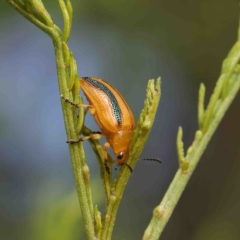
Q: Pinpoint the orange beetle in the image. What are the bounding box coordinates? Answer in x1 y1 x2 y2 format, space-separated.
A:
62 77 135 172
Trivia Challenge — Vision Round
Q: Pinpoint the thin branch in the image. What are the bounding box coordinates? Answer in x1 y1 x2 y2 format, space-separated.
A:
52 21 96 240
101 78 161 240
82 126 112 202
52 30 96 240
142 37 240 240
59 0 71 42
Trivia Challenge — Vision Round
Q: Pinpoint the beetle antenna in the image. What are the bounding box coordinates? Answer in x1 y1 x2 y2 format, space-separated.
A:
115 163 133 173
139 158 162 164
124 163 133 173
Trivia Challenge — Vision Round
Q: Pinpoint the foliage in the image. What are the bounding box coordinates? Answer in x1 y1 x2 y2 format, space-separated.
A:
6 1 240 239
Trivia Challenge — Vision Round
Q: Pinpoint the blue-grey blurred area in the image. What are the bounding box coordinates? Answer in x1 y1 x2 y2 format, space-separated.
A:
1 0 240 239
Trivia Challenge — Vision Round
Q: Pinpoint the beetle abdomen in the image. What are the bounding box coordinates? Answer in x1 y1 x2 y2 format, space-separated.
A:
84 77 122 126
80 77 135 134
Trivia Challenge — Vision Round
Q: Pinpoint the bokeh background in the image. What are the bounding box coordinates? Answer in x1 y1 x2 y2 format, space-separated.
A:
1 0 240 239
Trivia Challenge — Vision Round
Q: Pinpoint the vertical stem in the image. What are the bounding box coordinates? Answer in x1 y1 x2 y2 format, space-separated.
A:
142 73 240 240
51 33 95 239
6 3 96 238
101 79 161 240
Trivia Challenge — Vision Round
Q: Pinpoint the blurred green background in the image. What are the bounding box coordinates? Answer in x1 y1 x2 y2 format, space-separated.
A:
1 0 240 239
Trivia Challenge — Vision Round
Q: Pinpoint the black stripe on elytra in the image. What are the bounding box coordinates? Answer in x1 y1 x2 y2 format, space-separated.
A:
84 77 122 125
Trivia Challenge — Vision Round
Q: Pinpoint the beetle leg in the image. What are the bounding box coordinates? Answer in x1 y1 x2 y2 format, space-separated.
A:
103 142 111 174
92 131 102 134
61 95 94 109
67 132 103 144
103 142 110 159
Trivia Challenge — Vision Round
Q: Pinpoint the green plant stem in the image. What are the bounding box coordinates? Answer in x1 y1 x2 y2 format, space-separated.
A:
45 29 96 240
7 1 96 239
47 27 97 240
82 126 112 202
142 72 240 240
101 79 161 240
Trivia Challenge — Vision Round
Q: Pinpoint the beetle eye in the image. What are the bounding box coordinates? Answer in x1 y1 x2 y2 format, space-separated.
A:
117 152 124 159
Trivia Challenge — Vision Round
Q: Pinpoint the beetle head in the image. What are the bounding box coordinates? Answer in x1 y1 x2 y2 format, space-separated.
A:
107 130 133 165
116 150 129 165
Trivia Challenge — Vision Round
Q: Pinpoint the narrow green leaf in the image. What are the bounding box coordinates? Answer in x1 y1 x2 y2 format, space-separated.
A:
75 81 84 135
94 205 102 239
59 0 71 42
66 0 73 34
198 83 205 130
221 42 240 98
176 126 184 166
28 0 53 27
63 42 70 66
67 54 77 90
202 74 225 133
